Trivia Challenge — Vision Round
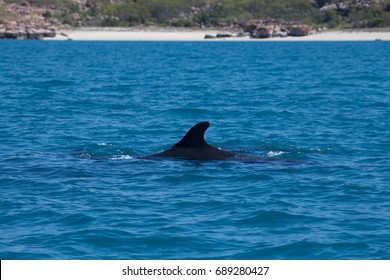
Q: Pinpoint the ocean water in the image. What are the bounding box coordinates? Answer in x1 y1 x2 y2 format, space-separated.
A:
0 41 389 260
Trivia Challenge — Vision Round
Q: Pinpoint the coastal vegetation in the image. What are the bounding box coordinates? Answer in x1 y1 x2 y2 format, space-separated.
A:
1 0 390 29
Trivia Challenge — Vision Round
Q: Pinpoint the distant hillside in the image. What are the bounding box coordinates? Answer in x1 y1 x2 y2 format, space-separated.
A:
1 0 390 29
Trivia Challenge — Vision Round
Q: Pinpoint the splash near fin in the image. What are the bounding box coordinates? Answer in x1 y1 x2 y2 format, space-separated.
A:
171 122 210 148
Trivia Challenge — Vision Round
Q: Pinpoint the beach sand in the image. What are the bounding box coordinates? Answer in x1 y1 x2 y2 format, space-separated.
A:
45 27 390 41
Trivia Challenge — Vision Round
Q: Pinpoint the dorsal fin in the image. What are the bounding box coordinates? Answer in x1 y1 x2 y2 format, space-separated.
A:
172 122 210 148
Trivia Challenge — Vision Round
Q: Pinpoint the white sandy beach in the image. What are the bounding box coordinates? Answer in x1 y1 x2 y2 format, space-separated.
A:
45 27 390 41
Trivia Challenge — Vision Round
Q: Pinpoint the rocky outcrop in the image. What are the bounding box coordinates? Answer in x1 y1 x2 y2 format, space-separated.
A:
0 19 56 39
288 24 313 37
242 21 314 39
204 21 314 40
248 24 275 39
320 4 338 12
204 32 250 39
319 0 379 14
0 2 57 39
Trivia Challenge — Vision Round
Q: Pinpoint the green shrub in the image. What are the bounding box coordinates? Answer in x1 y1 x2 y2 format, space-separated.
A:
5 0 390 28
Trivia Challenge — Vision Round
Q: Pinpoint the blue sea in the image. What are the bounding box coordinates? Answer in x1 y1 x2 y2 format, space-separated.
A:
0 41 389 260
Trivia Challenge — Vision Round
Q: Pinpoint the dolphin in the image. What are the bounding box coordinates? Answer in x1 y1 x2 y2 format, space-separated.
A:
142 121 263 161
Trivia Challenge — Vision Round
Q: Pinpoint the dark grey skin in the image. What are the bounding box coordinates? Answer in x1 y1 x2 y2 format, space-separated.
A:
143 121 263 161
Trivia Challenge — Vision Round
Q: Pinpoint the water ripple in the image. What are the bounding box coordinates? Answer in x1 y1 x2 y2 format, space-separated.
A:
1 41 390 259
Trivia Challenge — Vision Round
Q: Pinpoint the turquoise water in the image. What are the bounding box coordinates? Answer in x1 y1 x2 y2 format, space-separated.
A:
0 41 389 259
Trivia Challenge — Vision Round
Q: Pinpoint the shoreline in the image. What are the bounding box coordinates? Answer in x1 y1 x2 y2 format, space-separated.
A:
44 27 390 41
